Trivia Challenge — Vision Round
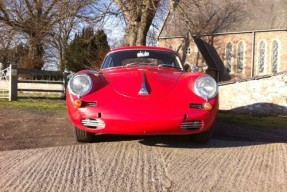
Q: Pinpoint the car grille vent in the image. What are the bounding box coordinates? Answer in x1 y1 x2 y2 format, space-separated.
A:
190 103 204 109
82 102 97 107
180 121 202 129
81 118 105 129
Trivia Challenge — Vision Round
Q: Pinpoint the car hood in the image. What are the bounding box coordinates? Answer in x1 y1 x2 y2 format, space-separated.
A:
102 67 183 98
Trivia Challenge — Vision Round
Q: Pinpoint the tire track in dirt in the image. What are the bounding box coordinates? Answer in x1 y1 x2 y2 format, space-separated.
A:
159 147 218 191
160 141 287 192
28 148 69 191
119 143 139 191
104 142 130 191
253 143 287 192
15 148 66 191
0 149 43 175
21 148 58 192
94 142 166 192
1 149 50 191
44 147 73 192
228 145 259 190
1 140 287 192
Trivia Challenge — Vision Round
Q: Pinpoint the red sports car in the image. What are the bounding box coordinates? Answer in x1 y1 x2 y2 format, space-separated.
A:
66 46 219 143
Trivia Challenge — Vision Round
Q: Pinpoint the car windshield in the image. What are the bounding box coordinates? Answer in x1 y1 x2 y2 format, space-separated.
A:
101 49 183 70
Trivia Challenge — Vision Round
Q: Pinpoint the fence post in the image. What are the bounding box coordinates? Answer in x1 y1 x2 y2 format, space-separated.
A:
62 72 70 100
9 64 18 101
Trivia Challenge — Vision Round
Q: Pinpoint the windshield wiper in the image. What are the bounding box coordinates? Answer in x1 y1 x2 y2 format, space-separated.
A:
126 63 139 67
158 64 182 70
126 63 152 67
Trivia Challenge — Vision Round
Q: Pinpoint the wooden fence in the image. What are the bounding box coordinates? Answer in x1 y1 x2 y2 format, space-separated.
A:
9 64 70 101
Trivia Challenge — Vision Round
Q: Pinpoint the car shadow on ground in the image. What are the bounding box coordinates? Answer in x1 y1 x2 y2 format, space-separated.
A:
90 121 287 149
137 121 287 148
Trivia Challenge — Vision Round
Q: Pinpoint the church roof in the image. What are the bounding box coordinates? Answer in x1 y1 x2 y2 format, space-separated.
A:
159 0 287 38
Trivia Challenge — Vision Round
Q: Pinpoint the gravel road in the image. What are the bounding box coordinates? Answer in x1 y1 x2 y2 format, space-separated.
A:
1 136 287 192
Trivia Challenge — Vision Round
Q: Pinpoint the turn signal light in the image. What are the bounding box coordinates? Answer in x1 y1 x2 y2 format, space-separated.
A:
203 103 213 111
73 100 82 108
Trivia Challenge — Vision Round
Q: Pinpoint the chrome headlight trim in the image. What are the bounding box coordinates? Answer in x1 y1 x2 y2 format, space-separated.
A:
68 74 92 98
194 75 218 100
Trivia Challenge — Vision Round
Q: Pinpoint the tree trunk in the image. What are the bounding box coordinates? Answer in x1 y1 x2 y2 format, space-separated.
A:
29 39 44 69
20 36 45 69
114 0 160 46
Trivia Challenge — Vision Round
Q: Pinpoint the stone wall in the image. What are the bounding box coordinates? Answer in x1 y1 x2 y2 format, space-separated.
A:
218 72 287 116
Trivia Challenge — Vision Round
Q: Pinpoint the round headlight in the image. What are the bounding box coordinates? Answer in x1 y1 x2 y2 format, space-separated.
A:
68 74 92 98
194 75 218 100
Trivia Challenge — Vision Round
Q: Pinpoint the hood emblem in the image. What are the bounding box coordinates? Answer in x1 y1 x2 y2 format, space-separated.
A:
138 73 149 95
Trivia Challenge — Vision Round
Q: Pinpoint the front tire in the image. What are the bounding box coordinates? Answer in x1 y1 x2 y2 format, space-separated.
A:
74 126 95 142
189 127 214 144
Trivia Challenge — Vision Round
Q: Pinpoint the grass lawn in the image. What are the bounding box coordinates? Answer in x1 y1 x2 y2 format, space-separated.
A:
0 98 67 115
217 111 287 129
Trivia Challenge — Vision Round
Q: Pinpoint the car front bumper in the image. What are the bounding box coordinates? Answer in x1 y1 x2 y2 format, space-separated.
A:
67 98 218 135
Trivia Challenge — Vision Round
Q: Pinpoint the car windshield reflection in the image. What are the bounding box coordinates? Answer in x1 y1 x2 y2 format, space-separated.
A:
102 50 183 70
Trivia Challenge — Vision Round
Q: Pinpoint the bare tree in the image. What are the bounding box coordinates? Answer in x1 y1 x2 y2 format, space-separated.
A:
147 0 170 45
50 1 98 71
0 0 102 70
0 25 15 68
0 0 61 68
0 0 170 70
173 0 254 35
113 0 163 46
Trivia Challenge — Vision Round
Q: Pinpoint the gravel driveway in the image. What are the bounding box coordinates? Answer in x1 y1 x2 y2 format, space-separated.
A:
1 136 287 192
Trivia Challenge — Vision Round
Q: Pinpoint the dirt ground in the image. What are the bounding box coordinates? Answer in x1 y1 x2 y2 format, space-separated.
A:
0 106 77 151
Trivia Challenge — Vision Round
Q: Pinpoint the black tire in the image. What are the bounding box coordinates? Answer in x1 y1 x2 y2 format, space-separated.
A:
189 127 214 144
74 126 95 142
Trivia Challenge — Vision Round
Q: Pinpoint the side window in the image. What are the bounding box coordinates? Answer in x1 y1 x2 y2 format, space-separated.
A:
102 56 114 69
237 42 244 73
258 41 265 73
225 42 232 73
271 40 279 73
109 58 114 67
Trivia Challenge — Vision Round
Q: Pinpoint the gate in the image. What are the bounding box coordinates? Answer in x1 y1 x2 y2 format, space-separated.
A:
0 66 10 99
0 65 70 101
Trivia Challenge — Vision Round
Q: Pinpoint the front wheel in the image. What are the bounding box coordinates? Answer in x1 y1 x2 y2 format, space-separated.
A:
189 127 214 144
74 126 95 142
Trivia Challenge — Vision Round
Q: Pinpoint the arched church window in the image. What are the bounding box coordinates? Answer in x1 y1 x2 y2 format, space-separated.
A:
258 41 265 73
237 42 244 73
271 40 279 73
225 42 232 73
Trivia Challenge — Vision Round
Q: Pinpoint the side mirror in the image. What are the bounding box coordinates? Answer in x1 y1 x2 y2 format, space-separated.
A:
184 63 199 72
191 66 199 72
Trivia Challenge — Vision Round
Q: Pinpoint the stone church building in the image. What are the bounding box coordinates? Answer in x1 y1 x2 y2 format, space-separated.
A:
158 0 287 81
